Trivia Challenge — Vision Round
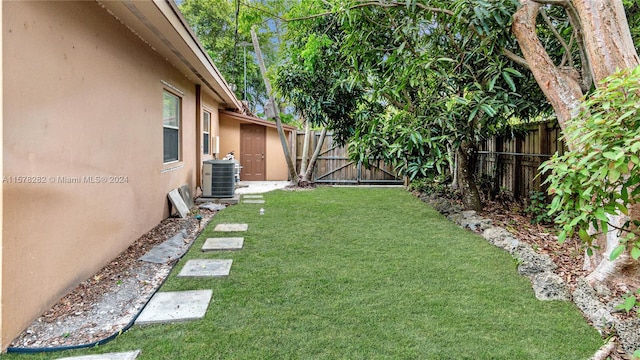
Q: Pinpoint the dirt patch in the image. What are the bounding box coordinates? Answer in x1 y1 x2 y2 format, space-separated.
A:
9 209 216 350
283 182 316 191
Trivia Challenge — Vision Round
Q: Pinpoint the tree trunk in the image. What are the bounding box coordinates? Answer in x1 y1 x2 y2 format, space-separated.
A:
251 27 299 183
572 0 639 83
569 3 639 279
301 127 327 183
585 213 634 283
448 144 458 190
300 119 311 175
512 1 584 132
512 0 640 284
456 142 482 211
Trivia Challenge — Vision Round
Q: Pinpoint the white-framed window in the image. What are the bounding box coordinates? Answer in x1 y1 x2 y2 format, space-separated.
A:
163 90 181 163
203 110 211 155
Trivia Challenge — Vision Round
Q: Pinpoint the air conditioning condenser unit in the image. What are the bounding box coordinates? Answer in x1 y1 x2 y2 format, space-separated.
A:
202 160 235 198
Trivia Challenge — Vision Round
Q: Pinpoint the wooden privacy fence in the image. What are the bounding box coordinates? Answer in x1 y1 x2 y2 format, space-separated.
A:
475 121 566 200
296 131 403 185
296 122 564 195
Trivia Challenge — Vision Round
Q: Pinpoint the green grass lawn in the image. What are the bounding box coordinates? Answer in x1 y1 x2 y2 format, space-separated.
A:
5 187 602 359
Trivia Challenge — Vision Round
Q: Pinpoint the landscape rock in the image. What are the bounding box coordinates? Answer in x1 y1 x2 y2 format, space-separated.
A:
198 202 227 211
138 230 189 264
510 243 557 276
463 218 494 232
448 211 493 232
417 194 462 215
614 317 640 354
461 210 477 217
482 227 520 251
593 282 613 297
530 272 571 301
572 278 616 331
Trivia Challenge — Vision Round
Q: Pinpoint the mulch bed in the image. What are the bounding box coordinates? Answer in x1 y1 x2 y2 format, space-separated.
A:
9 209 216 349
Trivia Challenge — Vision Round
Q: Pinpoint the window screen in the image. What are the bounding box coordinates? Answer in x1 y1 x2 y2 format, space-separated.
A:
163 91 180 163
203 111 211 154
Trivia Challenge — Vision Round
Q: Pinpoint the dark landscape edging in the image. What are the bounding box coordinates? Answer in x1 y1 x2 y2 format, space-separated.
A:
7 210 217 354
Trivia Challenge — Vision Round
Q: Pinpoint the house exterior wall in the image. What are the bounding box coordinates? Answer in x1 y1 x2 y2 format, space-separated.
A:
2 1 216 348
203 92 221 161
218 114 294 181
195 93 221 193
265 127 289 180
219 116 241 161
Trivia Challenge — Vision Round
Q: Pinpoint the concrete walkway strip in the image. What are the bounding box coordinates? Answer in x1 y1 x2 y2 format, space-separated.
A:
243 199 265 204
178 259 233 277
214 223 248 232
243 195 264 199
202 237 244 251
55 350 141 360
135 290 213 325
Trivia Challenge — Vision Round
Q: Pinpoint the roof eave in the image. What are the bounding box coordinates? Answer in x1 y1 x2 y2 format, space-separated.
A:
219 110 298 131
97 0 243 111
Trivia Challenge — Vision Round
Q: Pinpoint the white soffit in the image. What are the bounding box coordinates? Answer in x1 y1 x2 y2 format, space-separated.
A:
98 0 242 110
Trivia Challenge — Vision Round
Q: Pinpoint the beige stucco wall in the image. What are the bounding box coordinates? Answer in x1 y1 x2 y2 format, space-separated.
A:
265 127 289 180
219 117 241 162
218 115 293 181
203 93 221 161
0 0 4 349
2 1 214 348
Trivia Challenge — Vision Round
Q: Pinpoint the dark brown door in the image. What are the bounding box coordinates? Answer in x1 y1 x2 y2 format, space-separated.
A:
240 124 266 181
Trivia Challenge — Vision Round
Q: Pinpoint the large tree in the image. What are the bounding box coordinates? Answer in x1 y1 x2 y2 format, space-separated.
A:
282 1 548 210
510 0 639 285
179 0 286 113
274 10 365 184
511 1 638 130
279 0 640 284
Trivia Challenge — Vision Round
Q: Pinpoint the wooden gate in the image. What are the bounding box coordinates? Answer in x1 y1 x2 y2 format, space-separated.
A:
296 131 403 185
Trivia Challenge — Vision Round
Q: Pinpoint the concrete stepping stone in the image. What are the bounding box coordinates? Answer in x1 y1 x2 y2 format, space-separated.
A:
135 290 212 325
243 195 264 199
139 230 189 264
55 350 141 360
243 199 265 204
167 189 189 218
178 184 195 209
178 259 233 277
202 237 244 251
214 223 248 232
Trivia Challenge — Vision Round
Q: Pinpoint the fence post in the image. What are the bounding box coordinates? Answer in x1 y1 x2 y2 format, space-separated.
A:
536 122 550 191
495 135 503 197
514 136 523 199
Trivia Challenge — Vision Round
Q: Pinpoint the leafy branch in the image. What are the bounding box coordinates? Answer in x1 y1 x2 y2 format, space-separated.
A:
542 65 640 261
284 0 453 23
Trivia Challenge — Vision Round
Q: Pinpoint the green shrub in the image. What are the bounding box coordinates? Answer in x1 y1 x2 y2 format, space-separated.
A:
541 65 640 262
524 190 553 224
409 177 460 199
